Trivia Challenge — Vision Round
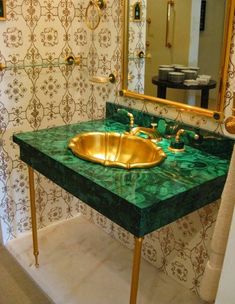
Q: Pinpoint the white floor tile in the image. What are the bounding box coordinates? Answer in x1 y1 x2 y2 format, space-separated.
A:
7 215 204 304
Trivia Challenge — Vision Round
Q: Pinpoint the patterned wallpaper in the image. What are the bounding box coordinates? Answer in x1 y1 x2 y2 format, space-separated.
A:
0 0 120 241
0 0 234 295
127 0 146 93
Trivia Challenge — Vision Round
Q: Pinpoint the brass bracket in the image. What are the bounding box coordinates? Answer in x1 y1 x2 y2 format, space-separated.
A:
65 55 81 66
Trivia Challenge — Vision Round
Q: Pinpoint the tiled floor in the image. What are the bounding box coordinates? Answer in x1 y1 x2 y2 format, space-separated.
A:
7 215 205 304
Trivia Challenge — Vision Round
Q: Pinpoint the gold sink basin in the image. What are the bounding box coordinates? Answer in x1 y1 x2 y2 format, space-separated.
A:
68 132 166 169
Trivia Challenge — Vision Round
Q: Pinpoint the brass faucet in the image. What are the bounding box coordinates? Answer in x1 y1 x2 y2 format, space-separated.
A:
117 109 134 129
175 128 185 142
169 128 199 152
130 123 161 142
117 109 161 141
127 112 134 129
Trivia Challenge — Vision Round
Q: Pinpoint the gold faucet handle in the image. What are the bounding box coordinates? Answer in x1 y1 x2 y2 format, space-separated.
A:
151 123 157 130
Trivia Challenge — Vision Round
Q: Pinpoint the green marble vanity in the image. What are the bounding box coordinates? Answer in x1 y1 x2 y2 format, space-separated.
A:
13 106 231 237
13 102 234 303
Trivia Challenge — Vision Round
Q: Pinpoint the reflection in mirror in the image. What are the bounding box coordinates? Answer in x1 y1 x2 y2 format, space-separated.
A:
126 0 228 111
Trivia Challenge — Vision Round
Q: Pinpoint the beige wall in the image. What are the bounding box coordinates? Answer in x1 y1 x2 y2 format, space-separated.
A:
198 0 226 103
145 0 192 99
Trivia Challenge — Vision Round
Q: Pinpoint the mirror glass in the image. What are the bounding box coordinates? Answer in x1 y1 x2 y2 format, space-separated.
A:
126 0 227 111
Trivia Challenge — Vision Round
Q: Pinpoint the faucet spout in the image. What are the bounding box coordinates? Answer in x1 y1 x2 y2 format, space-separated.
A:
130 123 161 142
117 109 134 130
116 109 161 141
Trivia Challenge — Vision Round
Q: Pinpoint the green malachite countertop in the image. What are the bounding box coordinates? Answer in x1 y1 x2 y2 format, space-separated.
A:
13 119 230 237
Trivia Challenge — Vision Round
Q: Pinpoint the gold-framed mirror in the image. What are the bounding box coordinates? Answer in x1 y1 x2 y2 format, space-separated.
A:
0 0 6 20
121 0 235 120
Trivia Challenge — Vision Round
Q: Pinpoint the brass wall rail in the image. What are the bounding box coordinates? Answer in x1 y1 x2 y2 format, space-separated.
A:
0 56 80 72
165 0 175 48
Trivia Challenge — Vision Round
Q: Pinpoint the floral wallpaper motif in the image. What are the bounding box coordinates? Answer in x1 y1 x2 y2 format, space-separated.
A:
4 79 27 102
40 27 58 47
3 27 23 48
0 0 235 296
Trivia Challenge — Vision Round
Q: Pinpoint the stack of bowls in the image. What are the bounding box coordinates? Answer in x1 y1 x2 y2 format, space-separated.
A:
158 67 174 81
168 72 185 83
174 65 188 72
187 66 200 73
159 65 174 68
158 64 200 83
181 69 198 80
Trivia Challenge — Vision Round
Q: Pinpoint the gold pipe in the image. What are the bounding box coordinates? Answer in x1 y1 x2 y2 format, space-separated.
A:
129 237 144 304
28 166 39 268
121 89 224 121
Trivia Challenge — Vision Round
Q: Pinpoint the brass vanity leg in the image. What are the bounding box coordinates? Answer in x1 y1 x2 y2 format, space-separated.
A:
129 237 144 304
28 166 39 267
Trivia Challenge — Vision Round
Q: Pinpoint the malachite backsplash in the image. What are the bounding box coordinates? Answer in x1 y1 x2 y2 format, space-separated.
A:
0 0 235 294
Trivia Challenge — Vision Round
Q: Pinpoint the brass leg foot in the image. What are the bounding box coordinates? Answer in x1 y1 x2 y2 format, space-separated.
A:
34 253 39 268
34 259 39 268
129 237 144 304
28 166 39 267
